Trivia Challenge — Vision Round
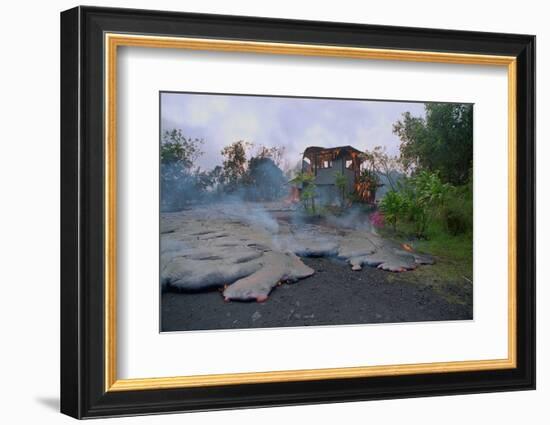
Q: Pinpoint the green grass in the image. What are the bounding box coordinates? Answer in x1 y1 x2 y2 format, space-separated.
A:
380 220 471 263
378 220 473 305
416 224 472 271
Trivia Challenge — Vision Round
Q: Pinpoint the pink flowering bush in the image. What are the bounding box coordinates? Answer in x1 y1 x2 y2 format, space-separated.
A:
369 210 385 228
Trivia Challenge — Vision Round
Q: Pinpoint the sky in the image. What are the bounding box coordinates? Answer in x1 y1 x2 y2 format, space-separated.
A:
160 92 426 172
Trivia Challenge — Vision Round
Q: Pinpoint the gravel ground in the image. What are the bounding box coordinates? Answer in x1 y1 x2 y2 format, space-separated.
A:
161 256 472 332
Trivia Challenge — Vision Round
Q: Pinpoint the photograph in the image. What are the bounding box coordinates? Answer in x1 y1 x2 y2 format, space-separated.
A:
159 92 474 332
57 4 536 419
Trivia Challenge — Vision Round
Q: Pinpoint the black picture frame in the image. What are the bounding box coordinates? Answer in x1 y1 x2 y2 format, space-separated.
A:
61 5 535 419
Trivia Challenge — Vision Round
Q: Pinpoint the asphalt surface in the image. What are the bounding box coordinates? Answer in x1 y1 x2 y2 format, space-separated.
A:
161 256 472 332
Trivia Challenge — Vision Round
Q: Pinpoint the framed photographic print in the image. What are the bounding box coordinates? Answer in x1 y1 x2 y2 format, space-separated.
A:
60 6 535 419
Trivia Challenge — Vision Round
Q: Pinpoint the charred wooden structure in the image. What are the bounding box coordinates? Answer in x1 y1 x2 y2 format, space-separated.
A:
301 145 378 205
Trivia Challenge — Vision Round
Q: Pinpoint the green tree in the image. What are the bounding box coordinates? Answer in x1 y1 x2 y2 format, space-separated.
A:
160 129 204 210
245 156 286 201
334 171 348 205
208 165 225 193
393 104 473 185
254 145 286 168
221 140 251 191
193 167 215 193
161 129 203 168
290 171 317 213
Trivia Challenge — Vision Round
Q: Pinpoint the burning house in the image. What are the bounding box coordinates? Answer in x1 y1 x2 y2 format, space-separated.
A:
300 145 378 205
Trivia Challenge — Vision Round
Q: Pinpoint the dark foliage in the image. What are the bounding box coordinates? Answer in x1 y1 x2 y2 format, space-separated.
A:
244 156 286 201
394 104 473 185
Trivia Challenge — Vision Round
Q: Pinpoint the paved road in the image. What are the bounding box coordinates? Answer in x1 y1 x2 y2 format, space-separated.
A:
161 256 472 332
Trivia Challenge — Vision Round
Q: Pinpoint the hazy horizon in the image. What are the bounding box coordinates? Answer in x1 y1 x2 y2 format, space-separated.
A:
160 92 427 171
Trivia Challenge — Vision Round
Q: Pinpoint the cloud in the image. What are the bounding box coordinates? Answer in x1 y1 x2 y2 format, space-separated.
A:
160 92 426 170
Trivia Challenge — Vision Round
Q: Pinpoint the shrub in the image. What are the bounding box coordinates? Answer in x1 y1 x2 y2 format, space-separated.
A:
403 171 451 237
441 181 473 236
334 171 349 205
379 190 408 231
444 208 469 235
377 170 472 240
290 171 317 213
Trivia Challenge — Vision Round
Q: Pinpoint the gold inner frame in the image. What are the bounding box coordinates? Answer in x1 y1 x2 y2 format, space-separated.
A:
104 33 517 392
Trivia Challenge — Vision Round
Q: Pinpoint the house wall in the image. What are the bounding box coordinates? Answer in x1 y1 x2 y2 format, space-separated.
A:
343 167 355 193
314 159 355 185
299 153 359 205
314 158 344 184
316 184 340 206
311 158 357 205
